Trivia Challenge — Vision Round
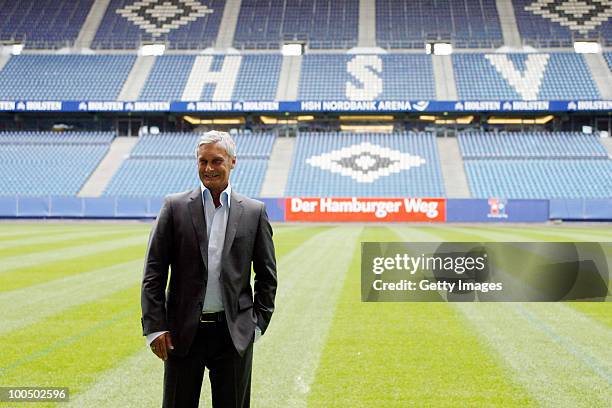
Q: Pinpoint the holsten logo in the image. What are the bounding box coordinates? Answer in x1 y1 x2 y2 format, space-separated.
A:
286 197 446 222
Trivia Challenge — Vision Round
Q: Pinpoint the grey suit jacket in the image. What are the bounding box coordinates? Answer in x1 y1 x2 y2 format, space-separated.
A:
141 188 277 357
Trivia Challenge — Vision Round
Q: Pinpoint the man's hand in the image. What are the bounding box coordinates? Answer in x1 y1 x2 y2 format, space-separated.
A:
150 332 174 361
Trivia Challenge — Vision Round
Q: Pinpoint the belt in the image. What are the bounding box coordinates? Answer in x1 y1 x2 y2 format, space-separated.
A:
200 311 225 323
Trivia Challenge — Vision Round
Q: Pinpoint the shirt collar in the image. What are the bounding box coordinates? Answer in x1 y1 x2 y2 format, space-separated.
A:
200 182 231 208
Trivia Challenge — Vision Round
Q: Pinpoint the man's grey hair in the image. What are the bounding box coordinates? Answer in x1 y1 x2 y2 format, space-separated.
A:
194 130 237 158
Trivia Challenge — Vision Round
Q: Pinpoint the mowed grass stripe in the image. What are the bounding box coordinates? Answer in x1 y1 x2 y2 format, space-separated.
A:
566 302 612 328
0 225 149 250
0 223 309 292
422 226 612 406
251 226 363 408
0 226 91 242
66 224 340 407
455 303 611 407
0 229 145 258
0 223 149 239
532 226 612 240
0 242 147 292
0 233 147 274
516 303 612 383
308 226 533 407
0 285 143 402
67 350 162 408
445 226 612 323
486 226 612 242
0 259 143 335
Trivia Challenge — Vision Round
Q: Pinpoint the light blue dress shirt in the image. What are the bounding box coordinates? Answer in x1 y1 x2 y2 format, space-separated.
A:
201 183 231 312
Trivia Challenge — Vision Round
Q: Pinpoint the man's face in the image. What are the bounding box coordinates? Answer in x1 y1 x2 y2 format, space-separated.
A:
197 142 236 194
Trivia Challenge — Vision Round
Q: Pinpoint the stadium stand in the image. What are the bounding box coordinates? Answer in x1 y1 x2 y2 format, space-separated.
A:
453 53 601 100
512 0 612 47
129 132 275 157
458 131 609 158
459 132 612 198
465 160 612 198
0 132 114 196
0 0 93 49
91 0 225 49
298 54 436 100
376 0 504 49
139 54 281 101
104 132 275 197
233 0 358 49
284 132 445 197
604 52 612 71
0 55 135 100
231 55 282 100
139 55 196 101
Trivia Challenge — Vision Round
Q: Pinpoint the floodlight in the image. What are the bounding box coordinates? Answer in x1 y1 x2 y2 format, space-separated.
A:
140 44 166 56
282 43 303 56
573 42 600 54
11 43 23 55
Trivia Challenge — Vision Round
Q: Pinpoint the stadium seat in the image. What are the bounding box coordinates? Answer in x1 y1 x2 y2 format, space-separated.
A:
0 132 114 196
376 0 503 49
513 0 612 48
233 0 358 50
0 0 92 49
285 132 445 197
91 0 225 50
0 55 135 100
299 54 436 100
104 132 276 197
139 54 281 101
459 132 612 198
453 53 600 100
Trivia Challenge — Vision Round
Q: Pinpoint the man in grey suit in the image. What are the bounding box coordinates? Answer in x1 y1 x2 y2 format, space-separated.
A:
141 130 277 407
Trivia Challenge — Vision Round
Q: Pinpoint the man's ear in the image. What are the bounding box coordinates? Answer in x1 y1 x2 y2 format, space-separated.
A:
231 156 237 169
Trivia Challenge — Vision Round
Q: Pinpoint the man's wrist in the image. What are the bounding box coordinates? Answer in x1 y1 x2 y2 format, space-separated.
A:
146 331 168 347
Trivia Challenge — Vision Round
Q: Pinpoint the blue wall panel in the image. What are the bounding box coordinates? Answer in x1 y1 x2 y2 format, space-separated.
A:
550 199 612 220
1 196 611 221
0 197 17 216
50 196 83 217
18 197 50 217
446 199 549 222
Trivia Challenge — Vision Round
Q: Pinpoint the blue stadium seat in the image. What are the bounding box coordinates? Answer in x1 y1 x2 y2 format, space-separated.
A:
458 131 608 159
139 56 196 101
513 0 612 48
464 159 612 199
0 131 114 196
285 132 445 197
104 132 276 197
0 55 135 100
91 0 225 50
299 54 436 100
0 0 93 49
233 0 358 50
376 0 503 49
139 54 281 101
453 53 600 100
459 132 612 198
604 52 612 72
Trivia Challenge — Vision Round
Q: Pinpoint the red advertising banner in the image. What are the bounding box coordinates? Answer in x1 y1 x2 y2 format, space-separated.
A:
285 197 446 222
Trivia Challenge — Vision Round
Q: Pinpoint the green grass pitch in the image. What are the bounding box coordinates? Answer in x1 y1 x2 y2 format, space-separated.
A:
0 222 610 407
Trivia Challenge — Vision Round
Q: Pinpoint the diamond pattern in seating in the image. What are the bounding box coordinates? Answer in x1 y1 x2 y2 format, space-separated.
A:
525 0 612 34
306 142 426 183
117 0 213 37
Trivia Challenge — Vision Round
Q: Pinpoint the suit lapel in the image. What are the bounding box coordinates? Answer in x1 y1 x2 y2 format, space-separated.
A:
188 188 208 271
223 191 243 258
